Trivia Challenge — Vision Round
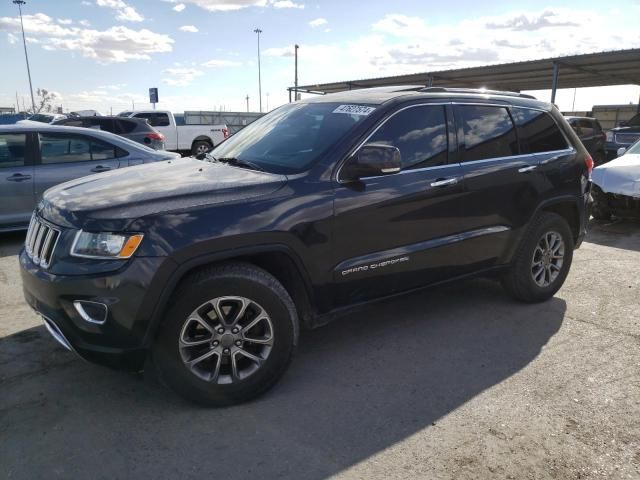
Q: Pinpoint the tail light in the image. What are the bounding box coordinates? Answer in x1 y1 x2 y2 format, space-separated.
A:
146 132 165 141
222 128 229 139
585 153 594 177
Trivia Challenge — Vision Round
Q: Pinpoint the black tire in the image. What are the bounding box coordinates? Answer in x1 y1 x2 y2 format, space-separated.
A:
152 263 298 406
591 187 612 221
592 151 606 167
501 212 574 303
191 140 212 156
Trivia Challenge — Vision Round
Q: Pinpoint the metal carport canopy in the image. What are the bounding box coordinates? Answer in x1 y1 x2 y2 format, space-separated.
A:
293 48 640 99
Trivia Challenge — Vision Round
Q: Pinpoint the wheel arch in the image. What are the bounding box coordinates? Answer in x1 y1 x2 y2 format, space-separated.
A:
192 136 214 148
142 245 316 347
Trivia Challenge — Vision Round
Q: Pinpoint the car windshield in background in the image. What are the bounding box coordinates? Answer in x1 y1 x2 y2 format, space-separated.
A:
210 102 373 174
625 113 640 127
625 139 640 154
28 114 54 123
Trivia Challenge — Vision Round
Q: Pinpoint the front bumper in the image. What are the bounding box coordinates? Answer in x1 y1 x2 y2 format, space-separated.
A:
20 250 169 371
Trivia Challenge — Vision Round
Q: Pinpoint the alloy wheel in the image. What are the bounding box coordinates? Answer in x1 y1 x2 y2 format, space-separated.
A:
531 231 565 287
178 296 274 384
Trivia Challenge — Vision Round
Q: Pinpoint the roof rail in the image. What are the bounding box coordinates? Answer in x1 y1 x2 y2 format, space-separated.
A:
419 87 537 100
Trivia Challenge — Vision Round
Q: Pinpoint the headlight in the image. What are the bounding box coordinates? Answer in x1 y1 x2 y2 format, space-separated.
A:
606 131 613 142
71 231 144 259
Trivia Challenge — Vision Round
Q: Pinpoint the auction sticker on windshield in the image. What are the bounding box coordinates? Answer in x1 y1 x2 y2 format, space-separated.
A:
333 105 376 116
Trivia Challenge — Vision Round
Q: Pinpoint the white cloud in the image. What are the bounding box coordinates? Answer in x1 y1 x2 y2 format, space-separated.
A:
79 19 91 27
162 67 203 86
179 25 198 32
7 32 17 44
175 0 267 11
96 0 144 22
173 3 186 11
81 1 92 5
202 58 242 67
169 0 304 11
309 17 327 27
271 0 304 8
57 19 73 25
0 13 173 63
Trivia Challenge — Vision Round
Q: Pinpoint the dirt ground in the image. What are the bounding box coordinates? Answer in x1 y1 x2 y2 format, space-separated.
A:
1 220 639 479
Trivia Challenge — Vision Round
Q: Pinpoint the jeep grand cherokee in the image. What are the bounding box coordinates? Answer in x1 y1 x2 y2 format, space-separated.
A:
20 87 592 406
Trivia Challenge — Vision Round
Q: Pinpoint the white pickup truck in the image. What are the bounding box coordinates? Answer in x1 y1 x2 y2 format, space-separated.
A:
118 110 228 155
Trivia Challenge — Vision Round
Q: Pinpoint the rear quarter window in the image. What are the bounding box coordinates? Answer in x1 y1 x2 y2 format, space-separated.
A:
511 108 568 154
117 120 138 134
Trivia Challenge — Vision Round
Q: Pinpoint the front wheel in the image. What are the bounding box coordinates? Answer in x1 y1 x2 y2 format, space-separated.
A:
502 212 574 303
152 263 299 406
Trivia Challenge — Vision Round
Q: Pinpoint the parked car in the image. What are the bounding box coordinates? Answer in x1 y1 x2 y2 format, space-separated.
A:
17 113 67 124
117 110 228 155
565 116 607 165
605 112 640 159
22 87 591 406
0 124 180 231
52 116 166 150
591 139 640 220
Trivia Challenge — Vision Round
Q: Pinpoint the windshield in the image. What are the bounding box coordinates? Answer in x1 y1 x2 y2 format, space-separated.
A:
626 113 640 127
626 139 640 154
28 114 54 123
210 102 374 174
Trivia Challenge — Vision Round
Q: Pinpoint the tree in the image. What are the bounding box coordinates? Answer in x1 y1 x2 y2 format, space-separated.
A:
33 88 56 113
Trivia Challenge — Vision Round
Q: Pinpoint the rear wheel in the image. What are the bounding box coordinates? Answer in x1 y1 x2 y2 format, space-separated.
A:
191 140 212 156
502 212 574 303
591 187 612 221
152 263 298 406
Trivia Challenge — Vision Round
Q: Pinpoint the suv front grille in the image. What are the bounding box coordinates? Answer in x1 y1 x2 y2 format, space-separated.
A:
615 132 640 145
25 214 60 269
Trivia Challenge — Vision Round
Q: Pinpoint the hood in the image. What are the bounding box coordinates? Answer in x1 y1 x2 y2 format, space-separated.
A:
40 158 287 230
610 125 640 133
592 153 640 198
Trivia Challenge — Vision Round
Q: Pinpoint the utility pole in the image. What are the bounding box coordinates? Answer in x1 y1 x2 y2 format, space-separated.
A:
266 92 270 111
132 100 135 110
13 0 36 113
246 94 249 112
254 28 263 113
294 44 299 101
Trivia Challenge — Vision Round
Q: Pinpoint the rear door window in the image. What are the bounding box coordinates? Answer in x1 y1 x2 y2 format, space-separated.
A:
0 133 27 168
511 108 568 153
134 113 170 127
577 119 594 136
456 105 518 161
366 105 448 169
116 119 137 134
39 134 116 163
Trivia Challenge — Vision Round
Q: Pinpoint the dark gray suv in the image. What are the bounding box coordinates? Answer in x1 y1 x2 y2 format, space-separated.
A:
53 116 166 150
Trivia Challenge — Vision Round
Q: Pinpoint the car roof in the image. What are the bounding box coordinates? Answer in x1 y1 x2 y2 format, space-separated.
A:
300 86 552 110
564 116 598 121
61 115 148 124
0 123 152 148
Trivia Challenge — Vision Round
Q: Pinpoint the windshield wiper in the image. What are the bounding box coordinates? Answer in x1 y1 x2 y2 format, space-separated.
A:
216 157 265 172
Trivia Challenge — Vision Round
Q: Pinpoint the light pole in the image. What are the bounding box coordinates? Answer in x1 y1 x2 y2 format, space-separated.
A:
254 27 263 113
294 44 299 101
13 0 36 113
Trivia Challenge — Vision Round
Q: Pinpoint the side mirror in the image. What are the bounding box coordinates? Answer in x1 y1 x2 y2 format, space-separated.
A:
617 147 626 157
341 143 401 181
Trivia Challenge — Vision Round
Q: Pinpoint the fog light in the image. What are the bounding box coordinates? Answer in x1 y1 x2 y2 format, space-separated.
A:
73 300 108 324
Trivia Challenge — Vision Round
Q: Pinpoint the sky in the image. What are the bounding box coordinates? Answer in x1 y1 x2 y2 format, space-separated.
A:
0 0 639 115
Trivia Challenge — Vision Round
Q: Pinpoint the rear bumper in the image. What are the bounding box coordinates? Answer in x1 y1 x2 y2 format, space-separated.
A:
576 191 592 249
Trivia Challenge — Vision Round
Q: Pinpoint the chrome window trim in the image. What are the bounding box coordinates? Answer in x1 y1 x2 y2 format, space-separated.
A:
335 101 570 184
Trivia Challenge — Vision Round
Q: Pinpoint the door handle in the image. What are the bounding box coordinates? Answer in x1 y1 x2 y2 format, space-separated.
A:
430 177 459 188
91 166 111 173
6 173 32 182
518 165 537 173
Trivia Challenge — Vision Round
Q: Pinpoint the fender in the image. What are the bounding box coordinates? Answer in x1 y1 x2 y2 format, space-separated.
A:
502 194 583 263
140 243 315 347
